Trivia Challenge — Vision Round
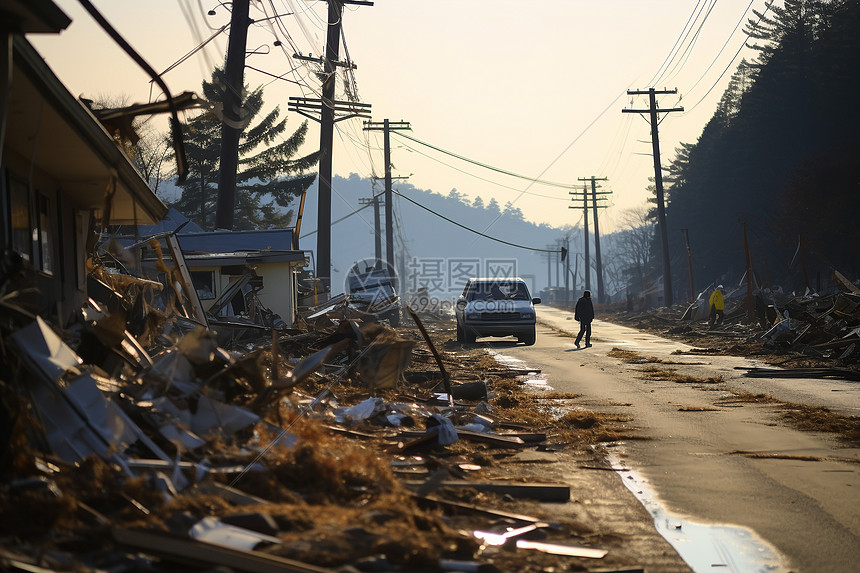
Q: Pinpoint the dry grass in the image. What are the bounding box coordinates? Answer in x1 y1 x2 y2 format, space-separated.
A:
778 404 860 445
728 451 823 461
714 391 860 445
635 365 725 384
722 390 779 404
557 410 650 443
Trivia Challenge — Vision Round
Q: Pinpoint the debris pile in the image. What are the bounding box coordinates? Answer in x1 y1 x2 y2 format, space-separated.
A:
0 257 620 572
607 272 860 372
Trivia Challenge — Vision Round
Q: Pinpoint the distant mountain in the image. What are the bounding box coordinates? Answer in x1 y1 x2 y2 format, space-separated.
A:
295 174 573 300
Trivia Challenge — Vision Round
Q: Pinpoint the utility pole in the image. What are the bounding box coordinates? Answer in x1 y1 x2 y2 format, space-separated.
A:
288 0 372 294
578 176 610 303
623 88 683 307
363 119 410 281
681 228 695 302
563 237 570 303
214 0 250 230
569 183 610 296
546 246 553 290
358 192 383 264
570 183 589 292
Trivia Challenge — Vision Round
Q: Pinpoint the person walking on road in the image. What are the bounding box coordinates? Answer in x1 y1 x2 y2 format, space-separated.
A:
709 284 725 328
574 290 594 348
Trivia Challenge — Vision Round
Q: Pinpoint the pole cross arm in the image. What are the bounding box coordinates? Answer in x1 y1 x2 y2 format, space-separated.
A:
623 107 684 114
627 88 678 95
364 121 411 131
288 97 372 123
292 53 357 69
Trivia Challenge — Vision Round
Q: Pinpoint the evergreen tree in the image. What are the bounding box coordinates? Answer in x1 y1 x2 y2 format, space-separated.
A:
661 0 860 287
170 67 319 230
502 201 525 221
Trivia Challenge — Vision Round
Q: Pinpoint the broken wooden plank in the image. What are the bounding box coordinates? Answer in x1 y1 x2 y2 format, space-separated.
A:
197 480 268 506
403 480 570 501
397 429 527 447
412 493 549 524
833 270 860 295
406 305 454 407
742 367 860 382
112 528 333 573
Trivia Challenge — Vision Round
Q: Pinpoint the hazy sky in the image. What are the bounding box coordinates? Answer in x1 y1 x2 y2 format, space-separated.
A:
31 0 770 233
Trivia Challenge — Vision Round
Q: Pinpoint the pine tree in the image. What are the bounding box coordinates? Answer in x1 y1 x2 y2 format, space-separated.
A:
170 67 319 230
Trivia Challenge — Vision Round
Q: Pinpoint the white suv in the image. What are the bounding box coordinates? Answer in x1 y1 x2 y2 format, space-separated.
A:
455 278 540 345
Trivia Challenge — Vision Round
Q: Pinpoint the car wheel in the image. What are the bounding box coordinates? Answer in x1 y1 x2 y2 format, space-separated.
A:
519 327 536 346
465 328 477 344
456 323 464 343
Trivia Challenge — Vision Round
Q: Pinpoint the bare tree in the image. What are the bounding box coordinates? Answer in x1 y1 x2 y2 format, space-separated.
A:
614 204 655 292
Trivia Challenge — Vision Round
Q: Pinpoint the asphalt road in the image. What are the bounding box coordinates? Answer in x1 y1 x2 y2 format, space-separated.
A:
479 305 860 573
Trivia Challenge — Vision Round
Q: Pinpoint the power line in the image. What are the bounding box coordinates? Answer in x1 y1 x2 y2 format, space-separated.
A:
651 0 714 88
392 131 577 189
683 0 756 98
661 0 719 86
299 189 382 238
392 189 564 256
683 1 773 114
647 0 707 87
396 140 571 201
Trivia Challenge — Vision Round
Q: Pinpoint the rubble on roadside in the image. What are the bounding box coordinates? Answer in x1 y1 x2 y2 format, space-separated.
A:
0 255 630 572
603 272 860 379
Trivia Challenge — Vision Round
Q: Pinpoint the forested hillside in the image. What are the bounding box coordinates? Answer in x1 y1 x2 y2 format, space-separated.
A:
296 175 574 299
662 0 860 294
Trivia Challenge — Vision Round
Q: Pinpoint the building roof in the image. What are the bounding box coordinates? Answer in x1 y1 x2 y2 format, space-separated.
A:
5 35 167 224
0 0 71 34
178 228 295 254
182 250 307 267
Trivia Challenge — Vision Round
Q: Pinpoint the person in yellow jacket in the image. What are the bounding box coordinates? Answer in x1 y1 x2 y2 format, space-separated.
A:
708 285 725 328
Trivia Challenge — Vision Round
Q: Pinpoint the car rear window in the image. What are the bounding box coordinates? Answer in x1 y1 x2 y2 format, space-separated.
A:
467 281 530 301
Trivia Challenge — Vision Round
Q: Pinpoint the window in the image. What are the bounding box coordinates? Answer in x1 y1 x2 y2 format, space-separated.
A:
7 178 55 275
37 194 54 275
9 179 31 263
190 270 216 300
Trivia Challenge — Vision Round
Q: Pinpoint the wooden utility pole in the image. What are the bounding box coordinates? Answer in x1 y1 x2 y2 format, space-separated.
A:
545 246 553 289
623 88 683 307
563 237 570 302
214 0 250 230
569 183 610 295
288 0 372 294
316 0 342 290
578 176 609 303
358 193 383 264
571 183 590 291
681 228 695 302
363 120 410 281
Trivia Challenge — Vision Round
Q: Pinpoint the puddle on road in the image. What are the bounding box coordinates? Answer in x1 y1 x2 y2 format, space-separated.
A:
491 349 788 573
609 454 787 573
